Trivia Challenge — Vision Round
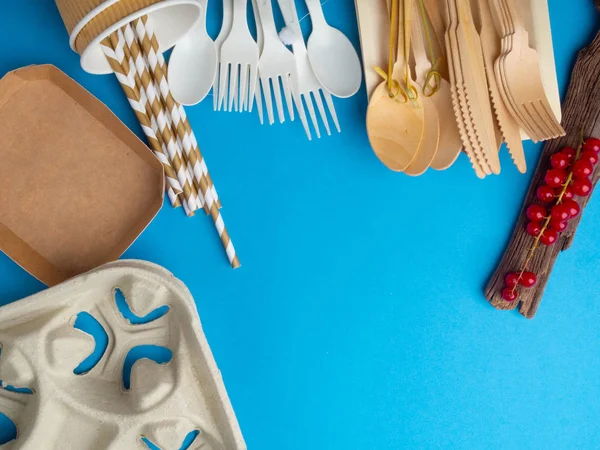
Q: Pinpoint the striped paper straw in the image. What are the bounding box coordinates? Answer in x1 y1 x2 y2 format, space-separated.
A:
100 34 185 212
119 24 205 213
108 30 196 215
136 16 221 210
131 18 209 214
115 27 202 214
131 18 240 268
121 23 201 216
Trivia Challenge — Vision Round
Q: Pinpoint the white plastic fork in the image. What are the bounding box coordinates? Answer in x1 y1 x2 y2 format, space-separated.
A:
255 0 297 124
218 0 260 112
276 0 340 140
251 0 264 123
213 0 233 111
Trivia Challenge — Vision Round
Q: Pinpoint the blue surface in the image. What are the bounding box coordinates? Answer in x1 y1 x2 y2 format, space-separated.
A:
1 1 600 448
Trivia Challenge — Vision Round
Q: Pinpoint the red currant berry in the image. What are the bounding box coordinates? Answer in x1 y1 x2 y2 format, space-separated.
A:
551 204 570 222
536 186 555 203
583 137 600 153
562 198 580 218
549 220 568 232
561 146 577 161
580 150 599 166
526 204 547 221
572 178 593 196
505 272 520 288
563 186 576 199
572 160 594 179
501 288 518 302
540 229 558 246
520 272 537 288
526 221 542 237
545 169 568 188
551 152 570 170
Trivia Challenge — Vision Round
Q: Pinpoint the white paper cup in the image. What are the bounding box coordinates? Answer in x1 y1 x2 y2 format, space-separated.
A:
55 0 201 74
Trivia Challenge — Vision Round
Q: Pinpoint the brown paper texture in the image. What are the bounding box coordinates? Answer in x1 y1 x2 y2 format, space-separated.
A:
0 65 164 285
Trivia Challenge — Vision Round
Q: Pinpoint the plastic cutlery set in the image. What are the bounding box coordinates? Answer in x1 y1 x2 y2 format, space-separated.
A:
168 0 362 140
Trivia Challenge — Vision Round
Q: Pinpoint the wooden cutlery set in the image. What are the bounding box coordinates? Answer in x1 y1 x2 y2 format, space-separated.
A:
358 0 564 177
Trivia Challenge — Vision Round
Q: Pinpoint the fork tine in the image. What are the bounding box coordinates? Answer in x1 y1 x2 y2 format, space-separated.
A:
213 64 220 111
228 64 239 112
312 91 331 136
273 77 286 123
282 74 295 121
526 102 554 139
248 66 258 113
255 80 264 124
293 91 312 140
218 63 229 111
261 76 275 125
522 103 550 142
239 64 249 112
537 101 565 137
322 90 340 133
304 93 321 139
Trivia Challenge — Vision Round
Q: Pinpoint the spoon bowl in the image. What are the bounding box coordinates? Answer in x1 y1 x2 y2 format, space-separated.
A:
366 83 425 171
168 2 217 106
305 0 362 98
307 27 362 98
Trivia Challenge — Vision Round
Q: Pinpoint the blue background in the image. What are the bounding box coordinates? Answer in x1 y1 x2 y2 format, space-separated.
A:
1 0 600 448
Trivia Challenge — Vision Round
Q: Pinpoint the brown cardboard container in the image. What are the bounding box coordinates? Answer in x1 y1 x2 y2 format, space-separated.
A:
0 65 164 286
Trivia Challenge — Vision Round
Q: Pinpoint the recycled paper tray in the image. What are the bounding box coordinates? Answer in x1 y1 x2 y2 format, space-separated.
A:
0 260 246 449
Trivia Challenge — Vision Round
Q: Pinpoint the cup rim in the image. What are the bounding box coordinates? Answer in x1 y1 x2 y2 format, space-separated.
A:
70 0 201 74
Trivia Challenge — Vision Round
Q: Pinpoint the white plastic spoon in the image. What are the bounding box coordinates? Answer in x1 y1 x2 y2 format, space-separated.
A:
304 0 362 98
168 0 217 105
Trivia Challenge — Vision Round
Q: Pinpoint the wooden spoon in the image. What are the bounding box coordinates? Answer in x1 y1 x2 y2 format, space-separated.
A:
404 0 441 176
418 0 450 82
410 0 463 171
366 0 425 171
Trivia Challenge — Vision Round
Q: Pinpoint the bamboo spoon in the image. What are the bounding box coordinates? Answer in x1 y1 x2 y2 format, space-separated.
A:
421 0 450 81
455 0 501 174
475 0 526 173
366 0 425 172
445 0 488 177
412 0 463 171
404 0 440 176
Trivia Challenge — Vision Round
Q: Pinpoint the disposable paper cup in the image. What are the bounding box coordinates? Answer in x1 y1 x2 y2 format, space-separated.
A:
55 0 201 74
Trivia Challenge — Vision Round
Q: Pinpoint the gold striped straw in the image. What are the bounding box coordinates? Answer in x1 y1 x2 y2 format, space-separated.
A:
131 17 239 268
121 22 201 216
137 16 221 210
103 17 240 268
100 34 185 211
128 20 208 214
118 25 203 213
131 18 209 214
108 29 194 214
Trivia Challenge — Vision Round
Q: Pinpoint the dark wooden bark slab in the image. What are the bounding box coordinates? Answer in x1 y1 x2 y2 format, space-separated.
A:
485 24 600 318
